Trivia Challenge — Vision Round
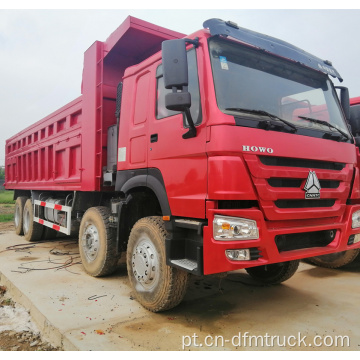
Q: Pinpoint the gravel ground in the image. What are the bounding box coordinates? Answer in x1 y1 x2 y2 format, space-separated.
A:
0 205 62 351
0 246 61 351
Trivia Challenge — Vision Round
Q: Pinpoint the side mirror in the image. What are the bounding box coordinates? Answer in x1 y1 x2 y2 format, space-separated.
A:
162 39 189 90
162 38 197 139
162 39 192 111
335 86 350 121
165 92 191 112
349 104 360 138
355 136 360 147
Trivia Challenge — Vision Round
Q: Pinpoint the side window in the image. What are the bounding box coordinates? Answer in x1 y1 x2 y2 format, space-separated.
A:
156 48 202 126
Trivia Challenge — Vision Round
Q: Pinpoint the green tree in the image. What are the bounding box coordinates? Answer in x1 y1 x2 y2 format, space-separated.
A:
0 167 4 180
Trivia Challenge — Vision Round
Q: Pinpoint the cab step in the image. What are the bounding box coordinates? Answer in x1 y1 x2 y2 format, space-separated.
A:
170 258 198 272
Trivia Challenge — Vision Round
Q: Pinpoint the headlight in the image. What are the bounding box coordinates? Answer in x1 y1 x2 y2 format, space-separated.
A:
213 215 259 240
352 210 360 229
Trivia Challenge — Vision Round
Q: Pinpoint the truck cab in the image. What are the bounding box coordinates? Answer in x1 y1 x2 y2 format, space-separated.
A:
115 19 360 277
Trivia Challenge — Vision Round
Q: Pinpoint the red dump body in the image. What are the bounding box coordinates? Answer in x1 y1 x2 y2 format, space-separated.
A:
351 97 360 106
5 17 184 192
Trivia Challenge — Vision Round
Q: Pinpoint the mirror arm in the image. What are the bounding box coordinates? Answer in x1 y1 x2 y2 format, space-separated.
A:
181 37 199 139
184 37 199 48
182 108 197 139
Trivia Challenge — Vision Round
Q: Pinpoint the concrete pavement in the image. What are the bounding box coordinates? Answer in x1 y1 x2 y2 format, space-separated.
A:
0 231 360 350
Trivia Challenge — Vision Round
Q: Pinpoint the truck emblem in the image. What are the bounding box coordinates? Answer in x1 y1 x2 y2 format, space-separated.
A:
303 171 321 199
242 145 274 154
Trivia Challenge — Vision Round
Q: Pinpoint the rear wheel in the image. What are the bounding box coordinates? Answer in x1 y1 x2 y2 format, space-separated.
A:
245 260 299 285
306 249 360 269
14 196 28 235
126 216 189 312
79 206 119 277
23 199 43 242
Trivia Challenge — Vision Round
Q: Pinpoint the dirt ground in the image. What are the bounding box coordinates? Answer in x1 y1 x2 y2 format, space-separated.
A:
0 284 61 351
0 204 60 351
0 222 14 232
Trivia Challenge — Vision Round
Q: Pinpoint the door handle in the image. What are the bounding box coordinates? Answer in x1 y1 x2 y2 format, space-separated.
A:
150 134 158 143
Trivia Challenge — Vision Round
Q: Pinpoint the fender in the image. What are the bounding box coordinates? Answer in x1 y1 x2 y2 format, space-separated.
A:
115 168 171 216
116 169 203 273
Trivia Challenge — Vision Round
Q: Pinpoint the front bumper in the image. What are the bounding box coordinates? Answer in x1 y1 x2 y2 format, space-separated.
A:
203 204 360 275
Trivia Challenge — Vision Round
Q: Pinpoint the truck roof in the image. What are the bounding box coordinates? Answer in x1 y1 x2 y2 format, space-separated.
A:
203 18 342 82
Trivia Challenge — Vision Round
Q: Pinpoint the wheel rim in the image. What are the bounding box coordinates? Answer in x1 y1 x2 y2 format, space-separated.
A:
131 233 159 291
81 224 100 262
14 205 20 228
23 206 30 234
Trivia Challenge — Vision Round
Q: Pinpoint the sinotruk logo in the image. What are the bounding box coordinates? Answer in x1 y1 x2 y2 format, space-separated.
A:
304 171 321 199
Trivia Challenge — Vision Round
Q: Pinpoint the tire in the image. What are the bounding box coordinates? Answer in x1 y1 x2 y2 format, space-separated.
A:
23 199 43 242
14 196 28 235
245 260 299 285
306 249 360 269
79 206 119 277
42 226 58 240
126 216 189 312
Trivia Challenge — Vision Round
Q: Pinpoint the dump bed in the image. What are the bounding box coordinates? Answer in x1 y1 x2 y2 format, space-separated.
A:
5 16 184 192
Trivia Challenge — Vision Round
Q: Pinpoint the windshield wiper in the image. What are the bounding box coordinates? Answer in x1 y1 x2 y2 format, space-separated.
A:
298 116 350 141
226 108 297 133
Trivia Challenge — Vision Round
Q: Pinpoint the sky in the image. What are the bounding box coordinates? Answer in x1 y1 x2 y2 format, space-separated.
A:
1 8 360 167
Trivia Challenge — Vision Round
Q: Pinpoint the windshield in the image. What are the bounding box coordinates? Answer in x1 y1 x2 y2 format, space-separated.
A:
209 37 350 138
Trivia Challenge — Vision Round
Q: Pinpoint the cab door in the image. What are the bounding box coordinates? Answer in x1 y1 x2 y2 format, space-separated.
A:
148 48 207 219
117 70 151 172
129 71 151 168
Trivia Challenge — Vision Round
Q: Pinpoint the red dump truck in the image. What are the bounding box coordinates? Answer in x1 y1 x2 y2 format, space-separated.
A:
5 16 360 312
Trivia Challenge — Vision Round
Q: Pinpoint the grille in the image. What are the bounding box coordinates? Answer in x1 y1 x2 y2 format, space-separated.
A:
275 229 336 252
268 178 340 189
259 156 345 170
243 154 351 220
275 199 336 209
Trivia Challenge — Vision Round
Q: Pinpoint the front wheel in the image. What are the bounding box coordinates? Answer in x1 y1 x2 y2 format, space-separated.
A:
306 249 360 269
126 216 189 312
245 260 299 285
